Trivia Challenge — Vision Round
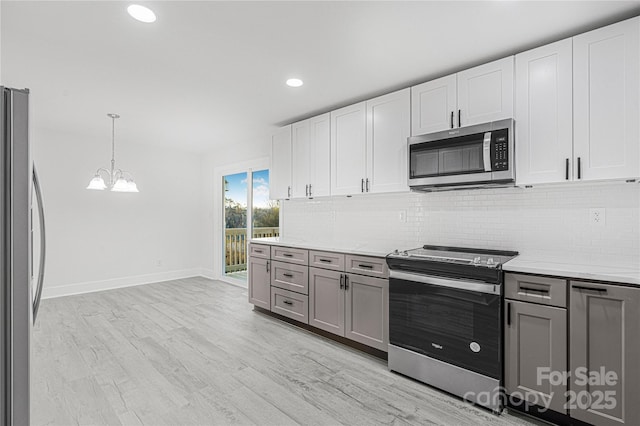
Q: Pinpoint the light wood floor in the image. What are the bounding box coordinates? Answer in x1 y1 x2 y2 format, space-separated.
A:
32 277 541 426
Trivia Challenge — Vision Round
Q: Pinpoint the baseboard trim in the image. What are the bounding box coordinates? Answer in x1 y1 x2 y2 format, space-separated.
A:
199 268 216 280
41 269 205 299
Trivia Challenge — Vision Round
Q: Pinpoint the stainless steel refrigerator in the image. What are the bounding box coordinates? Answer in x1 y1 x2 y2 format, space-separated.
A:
1 87 46 425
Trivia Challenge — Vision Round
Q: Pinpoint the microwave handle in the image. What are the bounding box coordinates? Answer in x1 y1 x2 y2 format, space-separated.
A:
482 132 492 172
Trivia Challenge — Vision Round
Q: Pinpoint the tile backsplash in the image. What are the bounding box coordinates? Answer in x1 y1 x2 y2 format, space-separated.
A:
281 182 640 268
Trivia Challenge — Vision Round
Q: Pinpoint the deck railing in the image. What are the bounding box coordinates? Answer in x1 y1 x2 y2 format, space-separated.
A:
225 227 279 272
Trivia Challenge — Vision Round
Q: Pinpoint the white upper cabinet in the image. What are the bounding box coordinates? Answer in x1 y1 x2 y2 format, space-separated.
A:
308 113 331 198
457 56 514 127
515 39 573 185
331 90 411 196
291 120 310 198
270 125 292 199
411 57 514 136
411 75 456 136
366 89 410 193
331 102 367 196
291 113 330 199
573 17 640 181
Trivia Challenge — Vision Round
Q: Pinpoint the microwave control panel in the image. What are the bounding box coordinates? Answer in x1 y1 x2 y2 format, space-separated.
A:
491 129 509 171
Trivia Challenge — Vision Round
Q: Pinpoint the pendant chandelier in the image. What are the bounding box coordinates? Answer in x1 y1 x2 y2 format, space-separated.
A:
86 113 139 192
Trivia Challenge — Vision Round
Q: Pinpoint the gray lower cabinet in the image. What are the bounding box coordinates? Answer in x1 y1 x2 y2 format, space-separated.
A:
344 273 388 351
248 256 270 310
308 267 345 335
308 267 389 351
271 287 309 324
504 299 567 414
570 281 640 426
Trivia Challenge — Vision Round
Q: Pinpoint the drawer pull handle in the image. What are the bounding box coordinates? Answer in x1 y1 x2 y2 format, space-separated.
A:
358 264 373 269
319 258 332 263
283 300 293 306
519 286 549 294
283 273 294 278
573 285 607 294
282 253 293 258
254 249 263 253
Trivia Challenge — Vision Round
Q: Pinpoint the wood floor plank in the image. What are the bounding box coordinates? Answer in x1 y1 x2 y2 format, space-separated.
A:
32 277 542 426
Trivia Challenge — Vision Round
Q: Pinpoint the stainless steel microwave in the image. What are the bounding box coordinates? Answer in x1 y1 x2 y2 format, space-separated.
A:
408 119 515 191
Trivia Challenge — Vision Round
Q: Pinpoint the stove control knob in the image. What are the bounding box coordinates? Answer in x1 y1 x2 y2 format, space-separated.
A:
487 258 495 265
473 256 482 264
393 249 399 255
402 250 409 256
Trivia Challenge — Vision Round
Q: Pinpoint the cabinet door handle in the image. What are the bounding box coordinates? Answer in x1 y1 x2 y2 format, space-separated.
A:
450 111 454 129
365 178 370 192
572 285 607 294
577 157 582 179
339 274 344 289
283 300 293 306
361 178 364 193
283 273 294 278
458 109 461 128
507 302 511 326
308 184 312 196
344 275 349 290
358 264 373 269
520 286 549 294
266 261 270 273
305 184 308 197
287 186 291 198
565 158 569 180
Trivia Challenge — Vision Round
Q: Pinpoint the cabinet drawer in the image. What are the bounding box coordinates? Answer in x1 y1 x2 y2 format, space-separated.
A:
505 273 567 308
309 250 345 271
345 255 389 278
249 243 270 259
271 261 308 295
271 287 309 324
271 246 308 265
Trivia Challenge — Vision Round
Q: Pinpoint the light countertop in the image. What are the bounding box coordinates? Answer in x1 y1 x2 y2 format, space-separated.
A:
252 238 640 286
503 256 640 286
249 237 394 258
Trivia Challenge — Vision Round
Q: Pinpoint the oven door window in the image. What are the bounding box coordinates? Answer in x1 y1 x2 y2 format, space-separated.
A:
410 133 486 178
389 278 501 379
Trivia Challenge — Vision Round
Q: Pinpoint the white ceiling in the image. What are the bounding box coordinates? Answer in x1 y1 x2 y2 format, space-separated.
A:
2 1 639 153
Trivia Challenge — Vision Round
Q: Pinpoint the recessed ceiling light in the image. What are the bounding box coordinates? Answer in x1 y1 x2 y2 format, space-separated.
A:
127 4 156 23
286 78 304 88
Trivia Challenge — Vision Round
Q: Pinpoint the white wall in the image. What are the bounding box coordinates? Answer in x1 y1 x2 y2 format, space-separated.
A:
281 183 640 268
33 127 203 298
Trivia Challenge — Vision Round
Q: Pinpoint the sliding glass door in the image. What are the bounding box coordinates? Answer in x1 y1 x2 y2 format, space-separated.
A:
223 169 279 284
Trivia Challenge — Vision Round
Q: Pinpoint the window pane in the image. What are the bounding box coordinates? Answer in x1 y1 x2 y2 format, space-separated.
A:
252 169 279 238
224 172 247 279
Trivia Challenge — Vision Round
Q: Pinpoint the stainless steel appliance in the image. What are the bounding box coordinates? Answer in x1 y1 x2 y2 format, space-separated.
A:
408 119 515 191
386 245 518 412
1 87 46 425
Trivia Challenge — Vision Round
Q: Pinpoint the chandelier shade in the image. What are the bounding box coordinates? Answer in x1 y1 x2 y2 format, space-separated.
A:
86 113 139 192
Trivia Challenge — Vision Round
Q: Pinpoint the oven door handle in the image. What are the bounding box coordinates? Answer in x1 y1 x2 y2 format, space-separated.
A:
389 270 500 295
483 132 492 172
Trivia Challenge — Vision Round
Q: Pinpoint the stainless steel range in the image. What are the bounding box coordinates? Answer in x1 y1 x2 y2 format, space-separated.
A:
386 245 518 413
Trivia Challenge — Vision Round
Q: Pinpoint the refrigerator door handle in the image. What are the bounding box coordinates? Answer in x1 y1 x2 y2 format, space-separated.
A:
32 164 46 322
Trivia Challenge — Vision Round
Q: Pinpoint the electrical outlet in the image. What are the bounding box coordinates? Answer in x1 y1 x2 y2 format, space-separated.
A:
589 208 606 226
399 210 407 223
